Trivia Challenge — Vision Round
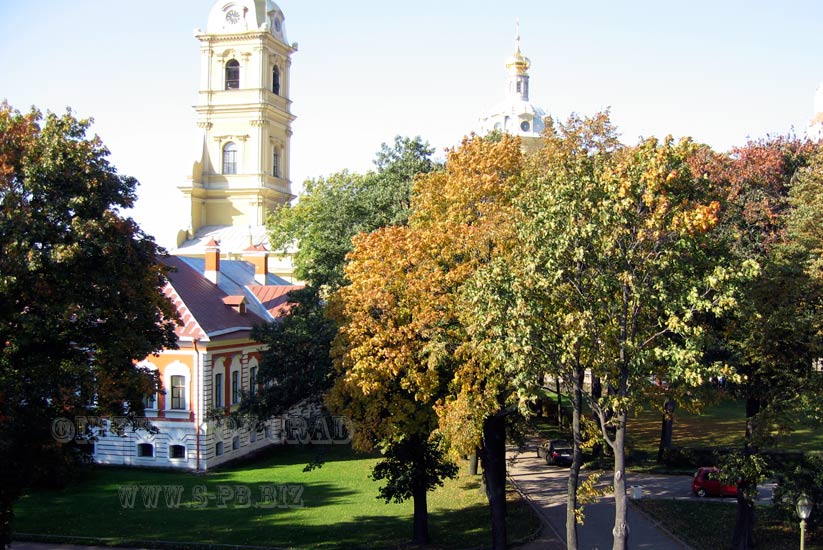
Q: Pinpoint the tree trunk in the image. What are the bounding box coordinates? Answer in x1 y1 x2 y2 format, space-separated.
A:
482 414 507 550
591 375 603 459
611 408 629 550
556 378 563 428
411 479 429 545
657 397 676 463
566 366 585 550
731 396 761 550
731 492 755 550
468 450 479 475
0 496 12 550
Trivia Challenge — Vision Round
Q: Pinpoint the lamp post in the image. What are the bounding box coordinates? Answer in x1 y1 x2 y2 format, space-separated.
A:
797 493 812 550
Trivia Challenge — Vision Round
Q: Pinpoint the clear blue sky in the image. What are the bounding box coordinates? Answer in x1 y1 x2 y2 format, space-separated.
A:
3 0 823 247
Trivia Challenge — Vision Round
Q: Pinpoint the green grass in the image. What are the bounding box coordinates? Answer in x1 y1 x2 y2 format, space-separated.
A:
14 445 538 549
629 397 823 454
635 499 823 550
629 398 746 453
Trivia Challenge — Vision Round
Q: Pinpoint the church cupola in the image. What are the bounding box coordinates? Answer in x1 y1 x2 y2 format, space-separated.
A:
505 23 531 102
476 22 547 140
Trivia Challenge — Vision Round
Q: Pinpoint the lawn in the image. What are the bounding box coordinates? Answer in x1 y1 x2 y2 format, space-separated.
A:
13 444 539 549
534 395 823 457
635 499 823 550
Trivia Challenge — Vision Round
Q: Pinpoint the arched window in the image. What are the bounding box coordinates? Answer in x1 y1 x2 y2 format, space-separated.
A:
137 443 154 458
225 60 240 90
231 370 240 404
272 65 280 95
222 142 237 175
162 362 190 414
170 375 186 410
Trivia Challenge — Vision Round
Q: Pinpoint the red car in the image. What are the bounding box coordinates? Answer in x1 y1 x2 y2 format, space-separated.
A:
692 467 738 497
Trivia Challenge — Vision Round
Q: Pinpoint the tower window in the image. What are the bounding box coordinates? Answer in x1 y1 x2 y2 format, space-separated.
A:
222 142 238 175
272 66 281 95
273 149 281 178
516 81 522 94
225 60 240 90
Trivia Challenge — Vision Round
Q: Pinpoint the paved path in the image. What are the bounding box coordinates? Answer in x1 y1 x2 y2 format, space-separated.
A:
510 440 777 550
508 444 690 550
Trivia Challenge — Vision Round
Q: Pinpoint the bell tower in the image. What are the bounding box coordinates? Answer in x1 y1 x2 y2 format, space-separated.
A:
178 0 296 242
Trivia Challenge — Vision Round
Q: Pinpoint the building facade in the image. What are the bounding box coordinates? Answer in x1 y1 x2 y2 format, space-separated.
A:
93 245 299 470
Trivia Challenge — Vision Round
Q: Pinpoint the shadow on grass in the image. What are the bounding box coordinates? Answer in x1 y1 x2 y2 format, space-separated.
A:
22 505 523 549
15 443 541 549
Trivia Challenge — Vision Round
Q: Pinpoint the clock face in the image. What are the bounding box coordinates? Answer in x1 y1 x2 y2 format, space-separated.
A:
226 9 241 25
520 120 531 132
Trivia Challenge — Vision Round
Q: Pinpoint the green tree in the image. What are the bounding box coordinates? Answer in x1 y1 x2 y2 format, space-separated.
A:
247 136 436 419
267 136 436 291
0 103 178 547
506 115 747 550
460 113 623 548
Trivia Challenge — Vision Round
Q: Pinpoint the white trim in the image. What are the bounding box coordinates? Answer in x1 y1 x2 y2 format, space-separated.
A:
207 327 255 338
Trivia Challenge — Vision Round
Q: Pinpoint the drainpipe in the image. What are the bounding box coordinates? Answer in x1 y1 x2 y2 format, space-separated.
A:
194 338 202 472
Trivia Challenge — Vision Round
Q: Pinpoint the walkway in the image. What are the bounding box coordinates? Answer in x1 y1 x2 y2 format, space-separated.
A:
508 444 690 550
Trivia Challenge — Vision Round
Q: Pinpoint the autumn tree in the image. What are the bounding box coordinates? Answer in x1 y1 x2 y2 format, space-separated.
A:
706 136 823 549
328 225 458 545
330 134 524 549
0 103 178 547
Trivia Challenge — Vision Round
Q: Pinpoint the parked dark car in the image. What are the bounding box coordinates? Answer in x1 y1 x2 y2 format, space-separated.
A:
692 467 738 497
537 439 573 466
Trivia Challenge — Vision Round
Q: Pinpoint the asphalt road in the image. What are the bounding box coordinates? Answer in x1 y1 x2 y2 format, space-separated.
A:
508 443 775 550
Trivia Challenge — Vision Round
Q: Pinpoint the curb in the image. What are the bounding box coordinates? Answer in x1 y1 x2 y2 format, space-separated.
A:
506 452 567 549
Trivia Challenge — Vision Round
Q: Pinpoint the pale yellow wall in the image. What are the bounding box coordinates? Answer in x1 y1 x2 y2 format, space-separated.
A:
180 18 296 235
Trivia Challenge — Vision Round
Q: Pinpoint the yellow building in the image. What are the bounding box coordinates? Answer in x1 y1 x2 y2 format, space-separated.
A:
175 0 297 282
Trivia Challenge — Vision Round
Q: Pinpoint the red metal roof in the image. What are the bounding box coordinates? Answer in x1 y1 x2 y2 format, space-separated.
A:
247 285 301 318
162 256 265 339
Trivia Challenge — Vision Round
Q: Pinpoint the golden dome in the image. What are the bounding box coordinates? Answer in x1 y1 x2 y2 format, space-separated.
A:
505 22 530 75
